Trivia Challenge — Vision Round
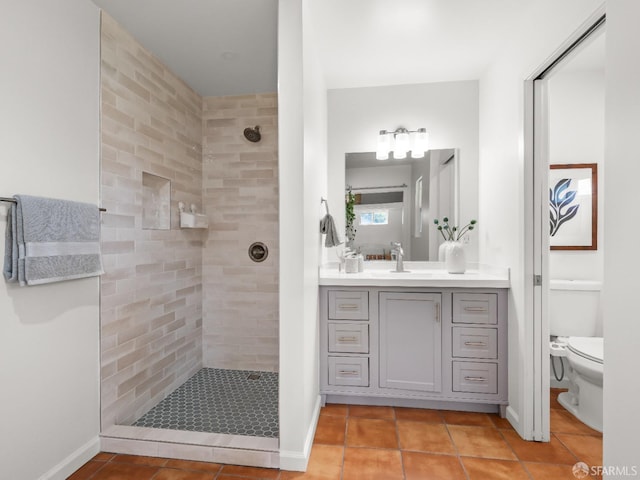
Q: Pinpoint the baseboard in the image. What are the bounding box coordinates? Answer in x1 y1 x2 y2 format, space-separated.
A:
506 405 528 439
279 394 321 472
38 436 100 480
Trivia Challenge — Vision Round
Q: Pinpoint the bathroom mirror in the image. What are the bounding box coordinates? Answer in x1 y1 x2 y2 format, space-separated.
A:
345 148 458 261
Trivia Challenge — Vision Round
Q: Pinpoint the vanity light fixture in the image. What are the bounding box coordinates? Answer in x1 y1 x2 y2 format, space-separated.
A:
376 127 429 160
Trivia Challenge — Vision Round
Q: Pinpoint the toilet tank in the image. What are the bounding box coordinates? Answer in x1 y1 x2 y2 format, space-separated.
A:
549 280 602 337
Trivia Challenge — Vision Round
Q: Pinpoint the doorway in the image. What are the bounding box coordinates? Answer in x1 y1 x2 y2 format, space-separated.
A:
527 11 605 443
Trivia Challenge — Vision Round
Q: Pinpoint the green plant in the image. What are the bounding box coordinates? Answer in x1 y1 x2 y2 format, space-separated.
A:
345 189 357 247
433 217 477 241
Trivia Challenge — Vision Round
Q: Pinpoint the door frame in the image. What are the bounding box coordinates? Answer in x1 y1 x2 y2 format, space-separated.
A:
523 5 605 441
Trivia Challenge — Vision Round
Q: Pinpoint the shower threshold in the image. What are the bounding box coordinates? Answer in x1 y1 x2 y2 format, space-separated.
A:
100 368 279 468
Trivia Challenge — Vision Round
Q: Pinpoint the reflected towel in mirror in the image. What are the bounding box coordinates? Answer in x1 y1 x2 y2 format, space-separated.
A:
320 213 342 248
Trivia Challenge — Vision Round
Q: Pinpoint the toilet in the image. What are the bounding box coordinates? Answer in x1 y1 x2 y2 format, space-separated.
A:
549 279 603 432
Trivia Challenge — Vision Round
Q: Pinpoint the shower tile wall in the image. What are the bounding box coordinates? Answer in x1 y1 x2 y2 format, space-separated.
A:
99 13 204 428
202 94 279 372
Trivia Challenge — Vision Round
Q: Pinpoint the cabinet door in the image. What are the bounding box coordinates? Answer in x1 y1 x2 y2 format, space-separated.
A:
379 292 442 392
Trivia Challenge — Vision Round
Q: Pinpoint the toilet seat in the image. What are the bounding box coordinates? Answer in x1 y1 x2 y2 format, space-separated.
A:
567 336 603 364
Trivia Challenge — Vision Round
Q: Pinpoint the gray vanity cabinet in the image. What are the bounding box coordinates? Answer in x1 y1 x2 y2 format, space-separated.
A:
379 292 441 393
319 286 508 412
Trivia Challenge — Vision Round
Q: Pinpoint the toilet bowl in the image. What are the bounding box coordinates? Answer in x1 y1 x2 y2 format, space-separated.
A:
557 336 603 432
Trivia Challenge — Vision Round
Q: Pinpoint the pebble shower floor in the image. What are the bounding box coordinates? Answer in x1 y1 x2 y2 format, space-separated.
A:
132 368 279 438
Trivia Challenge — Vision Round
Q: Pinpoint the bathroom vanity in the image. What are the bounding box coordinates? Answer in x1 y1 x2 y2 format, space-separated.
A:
318 262 510 414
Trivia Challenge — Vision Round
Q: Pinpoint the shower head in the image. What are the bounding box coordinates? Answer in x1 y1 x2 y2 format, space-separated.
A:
243 125 261 143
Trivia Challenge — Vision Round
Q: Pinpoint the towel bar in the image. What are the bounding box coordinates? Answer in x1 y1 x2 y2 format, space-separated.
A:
0 196 106 212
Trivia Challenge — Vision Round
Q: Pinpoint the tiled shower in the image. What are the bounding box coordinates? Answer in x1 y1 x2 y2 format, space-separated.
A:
98 13 279 459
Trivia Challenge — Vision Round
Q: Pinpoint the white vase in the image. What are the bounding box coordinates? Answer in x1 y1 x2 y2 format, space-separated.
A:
445 241 466 274
438 241 453 262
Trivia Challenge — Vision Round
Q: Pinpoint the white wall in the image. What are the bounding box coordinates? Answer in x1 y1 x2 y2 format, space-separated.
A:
603 0 640 471
478 0 603 439
327 81 479 263
278 0 327 470
549 70 605 284
0 1 101 479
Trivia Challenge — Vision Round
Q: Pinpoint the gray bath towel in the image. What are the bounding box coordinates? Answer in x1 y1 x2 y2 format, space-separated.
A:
3 195 104 286
320 213 342 248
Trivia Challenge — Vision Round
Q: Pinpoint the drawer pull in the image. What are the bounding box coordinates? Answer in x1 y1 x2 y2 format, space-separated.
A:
464 306 488 313
464 341 487 347
338 304 359 310
464 376 487 382
338 370 359 376
337 336 358 342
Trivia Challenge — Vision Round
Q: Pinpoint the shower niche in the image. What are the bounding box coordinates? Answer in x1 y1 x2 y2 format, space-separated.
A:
142 172 171 230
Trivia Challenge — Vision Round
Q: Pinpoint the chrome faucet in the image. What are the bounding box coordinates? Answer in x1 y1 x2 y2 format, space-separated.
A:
391 241 405 272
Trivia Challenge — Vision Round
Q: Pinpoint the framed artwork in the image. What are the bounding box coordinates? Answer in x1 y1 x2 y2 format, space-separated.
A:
549 163 597 250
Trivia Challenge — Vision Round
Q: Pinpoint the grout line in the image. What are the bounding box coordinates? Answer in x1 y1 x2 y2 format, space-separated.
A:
392 407 407 479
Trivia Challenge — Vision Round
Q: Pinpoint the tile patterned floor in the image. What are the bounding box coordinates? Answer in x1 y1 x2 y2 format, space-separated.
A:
132 368 279 438
71 388 602 479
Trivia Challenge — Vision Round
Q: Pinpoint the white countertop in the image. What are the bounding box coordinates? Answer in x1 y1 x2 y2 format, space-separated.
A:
319 261 510 288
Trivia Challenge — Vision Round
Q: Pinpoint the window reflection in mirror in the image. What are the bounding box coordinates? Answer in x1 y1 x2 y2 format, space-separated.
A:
345 149 458 261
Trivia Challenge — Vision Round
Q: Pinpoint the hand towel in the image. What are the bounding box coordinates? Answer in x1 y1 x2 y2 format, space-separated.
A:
3 195 104 286
320 213 342 248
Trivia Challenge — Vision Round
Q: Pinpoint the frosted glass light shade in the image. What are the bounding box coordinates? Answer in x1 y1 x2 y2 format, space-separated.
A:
394 131 410 159
376 130 390 160
411 128 429 158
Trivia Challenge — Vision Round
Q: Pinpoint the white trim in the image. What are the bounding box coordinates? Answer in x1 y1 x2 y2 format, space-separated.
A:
26 241 101 257
524 2 606 443
37 436 100 480
279 394 321 472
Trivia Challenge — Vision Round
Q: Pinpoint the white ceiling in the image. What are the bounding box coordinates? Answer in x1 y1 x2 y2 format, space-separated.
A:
92 0 539 96
92 0 278 97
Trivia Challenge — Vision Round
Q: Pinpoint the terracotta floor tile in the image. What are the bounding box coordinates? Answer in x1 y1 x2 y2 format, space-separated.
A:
67 461 105 480
556 433 603 466
92 452 116 462
346 417 398 449
89 462 159 480
348 405 395 419
394 407 443 423
488 413 514 430
441 410 495 427
550 408 602 436
402 451 466 480
111 454 168 466
550 388 567 410
447 425 516 460
153 469 217 480
462 457 530 480
320 403 348 417
219 464 280 479
281 444 343 480
163 459 222 473
525 462 584 480
314 414 347 445
397 421 456 454
343 447 403 480
501 431 577 464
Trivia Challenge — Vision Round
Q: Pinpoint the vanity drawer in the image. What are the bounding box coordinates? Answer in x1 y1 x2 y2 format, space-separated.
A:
453 293 497 324
328 323 369 353
452 327 498 359
452 361 498 394
328 290 369 320
328 357 369 387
